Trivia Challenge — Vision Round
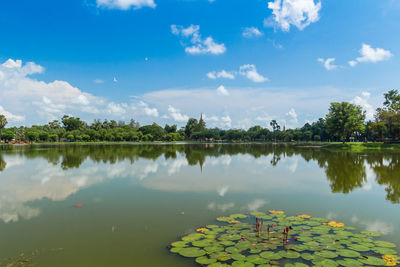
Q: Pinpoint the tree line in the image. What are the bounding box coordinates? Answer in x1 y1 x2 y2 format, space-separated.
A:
0 90 399 143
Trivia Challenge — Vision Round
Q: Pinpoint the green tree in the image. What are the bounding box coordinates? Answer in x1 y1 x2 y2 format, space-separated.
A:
325 102 366 143
0 115 7 141
375 90 400 141
185 118 200 139
62 115 84 131
1 130 14 141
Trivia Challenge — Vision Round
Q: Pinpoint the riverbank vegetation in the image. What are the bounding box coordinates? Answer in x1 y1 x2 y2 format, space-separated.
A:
1 90 399 144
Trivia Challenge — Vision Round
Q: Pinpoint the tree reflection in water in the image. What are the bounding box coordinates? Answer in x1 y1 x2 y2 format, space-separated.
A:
0 144 399 203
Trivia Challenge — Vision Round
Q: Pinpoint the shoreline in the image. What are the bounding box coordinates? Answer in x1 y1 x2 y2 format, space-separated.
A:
1 141 400 152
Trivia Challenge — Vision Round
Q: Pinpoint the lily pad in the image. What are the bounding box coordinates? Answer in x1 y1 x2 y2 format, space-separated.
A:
374 240 397 248
195 256 217 265
358 256 387 265
178 247 206 257
361 231 381 237
336 249 361 258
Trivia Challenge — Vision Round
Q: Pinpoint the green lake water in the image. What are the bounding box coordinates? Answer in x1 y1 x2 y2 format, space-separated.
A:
0 144 399 266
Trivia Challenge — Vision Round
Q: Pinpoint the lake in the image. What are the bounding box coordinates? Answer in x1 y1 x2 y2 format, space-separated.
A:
0 144 399 266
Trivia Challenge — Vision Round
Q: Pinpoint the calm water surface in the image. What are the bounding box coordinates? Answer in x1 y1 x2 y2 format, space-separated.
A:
0 144 399 266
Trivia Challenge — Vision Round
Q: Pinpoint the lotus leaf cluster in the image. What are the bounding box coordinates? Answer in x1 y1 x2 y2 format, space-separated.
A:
168 210 399 266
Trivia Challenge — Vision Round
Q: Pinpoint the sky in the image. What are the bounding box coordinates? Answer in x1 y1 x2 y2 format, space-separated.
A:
0 0 399 129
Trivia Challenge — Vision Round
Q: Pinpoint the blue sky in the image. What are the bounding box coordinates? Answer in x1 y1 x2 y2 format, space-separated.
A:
0 0 399 128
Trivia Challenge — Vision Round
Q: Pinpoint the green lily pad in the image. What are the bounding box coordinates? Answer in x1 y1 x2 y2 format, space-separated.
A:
182 233 205 242
361 231 381 237
207 263 229 267
170 247 183 253
347 244 370 252
260 251 282 260
178 247 206 257
196 256 217 264
336 258 363 267
230 214 248 219
246 255 268 264
205 246 224 253
284 263 310 267
249 212 267 217
314 250 338 258
231 253 246 261
171 241 188 247
231 261 255 267
312 259 338 267
373 246 398 255
301 253 314 261
279 250 300 259
358 256 387 265
336 249 361 258
374 240 397 248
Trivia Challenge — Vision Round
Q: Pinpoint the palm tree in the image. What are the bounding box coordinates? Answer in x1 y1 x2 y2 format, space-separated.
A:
0 115 7 142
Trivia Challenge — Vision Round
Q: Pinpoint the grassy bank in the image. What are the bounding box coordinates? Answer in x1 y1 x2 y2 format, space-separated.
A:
320 142 400 152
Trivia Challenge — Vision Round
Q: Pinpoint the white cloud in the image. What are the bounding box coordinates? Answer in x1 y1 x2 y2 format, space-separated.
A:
286 108 298 127
266 0 321 31
207 70 235 80
0 58 169 124
217 185 230 197
352 92 374 120
317 58 339 70
208 202 235 212
247 199 267 212
216 85 230 96
168 105 189 122
106 102 128 115
356 44 393 63
0 105 25 122
349 44 393 67
113 76 118 83
96 0 156 10
168 158 188 176
242 27 263 38
140 101 159 117
171 24 226 55
239 64 268 83
221 115 232 128
348 60 358 67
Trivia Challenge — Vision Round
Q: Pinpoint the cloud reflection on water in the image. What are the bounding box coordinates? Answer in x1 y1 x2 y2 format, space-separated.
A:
0 144 399 223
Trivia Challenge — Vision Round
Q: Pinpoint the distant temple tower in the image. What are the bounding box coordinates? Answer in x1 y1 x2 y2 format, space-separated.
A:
199 113 206 129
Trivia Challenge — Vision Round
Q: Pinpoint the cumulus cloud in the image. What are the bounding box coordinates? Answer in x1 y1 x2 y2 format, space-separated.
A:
0 58 165 125
317 58 339 70
221 115 232 128
96 0 156 10
171 24 226 55
349 44 393 67
216 85 230 96
352 92 374 120
0 105 25 122
239 64 268 83
247 199 267 212
266 0 322 31
217 185 230 197
140 101 159 117
242 27 263 38
168 105 189 122
207 70 235 80
208 202 235 212
286 108 298 128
